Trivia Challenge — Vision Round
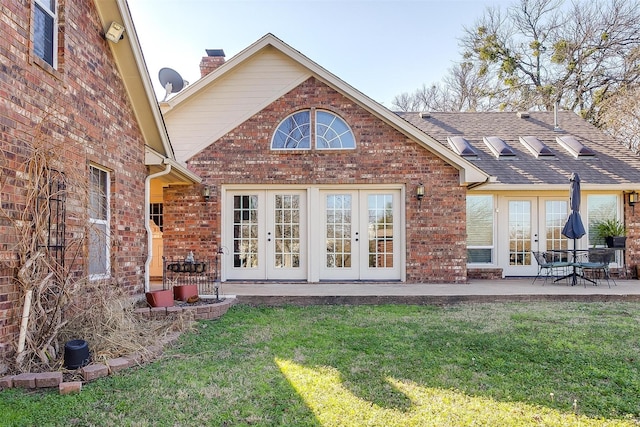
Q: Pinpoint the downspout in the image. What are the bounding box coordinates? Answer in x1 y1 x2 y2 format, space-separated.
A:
144 163 172 292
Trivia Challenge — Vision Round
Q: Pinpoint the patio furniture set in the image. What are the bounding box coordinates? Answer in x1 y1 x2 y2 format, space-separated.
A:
532 249 620 287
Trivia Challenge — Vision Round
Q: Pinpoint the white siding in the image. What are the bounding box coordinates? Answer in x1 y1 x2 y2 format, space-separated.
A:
164 46 311 164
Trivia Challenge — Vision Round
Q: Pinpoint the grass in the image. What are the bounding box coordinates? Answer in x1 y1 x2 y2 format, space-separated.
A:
1 302 640 426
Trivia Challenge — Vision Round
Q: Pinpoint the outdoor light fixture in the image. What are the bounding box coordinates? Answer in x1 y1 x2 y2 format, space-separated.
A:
416 183 425 202
202 186 210 201
628 191 638 207
105 22 125 43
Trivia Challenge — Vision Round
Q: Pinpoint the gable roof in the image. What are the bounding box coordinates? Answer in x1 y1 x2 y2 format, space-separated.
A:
160 33 489 186
93 0 199 185
397 111 640 190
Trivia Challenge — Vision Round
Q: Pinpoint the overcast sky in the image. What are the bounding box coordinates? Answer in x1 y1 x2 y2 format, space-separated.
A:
127 0 513 106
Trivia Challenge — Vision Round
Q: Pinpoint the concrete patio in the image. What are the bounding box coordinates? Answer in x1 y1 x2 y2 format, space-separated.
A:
215 278 640 306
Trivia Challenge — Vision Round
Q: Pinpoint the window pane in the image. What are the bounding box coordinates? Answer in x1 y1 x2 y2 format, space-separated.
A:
272 111 310 149
587 195 618 246
316 111 355 149
367 194 393 268
34 3 55 66
466 195 494 264
90 168 107 220
89 222 108 276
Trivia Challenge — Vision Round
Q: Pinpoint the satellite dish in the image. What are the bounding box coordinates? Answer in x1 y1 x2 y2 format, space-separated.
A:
158 67 188 101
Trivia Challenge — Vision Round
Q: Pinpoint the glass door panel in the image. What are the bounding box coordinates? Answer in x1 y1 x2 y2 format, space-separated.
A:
508 200 531 267
321 191 358 280
232 195 259 268
361 191 400 280
267 191 306 280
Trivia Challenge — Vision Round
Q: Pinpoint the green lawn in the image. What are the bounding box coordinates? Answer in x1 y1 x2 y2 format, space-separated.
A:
2 302 639 426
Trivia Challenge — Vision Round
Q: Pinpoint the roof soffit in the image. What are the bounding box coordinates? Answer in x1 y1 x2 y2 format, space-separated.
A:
92 0 175 159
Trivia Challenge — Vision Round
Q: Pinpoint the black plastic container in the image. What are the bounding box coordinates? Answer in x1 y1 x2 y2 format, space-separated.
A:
64 339 90 369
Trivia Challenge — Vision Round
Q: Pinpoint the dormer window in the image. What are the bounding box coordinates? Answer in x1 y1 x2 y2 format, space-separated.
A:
272 109 355 150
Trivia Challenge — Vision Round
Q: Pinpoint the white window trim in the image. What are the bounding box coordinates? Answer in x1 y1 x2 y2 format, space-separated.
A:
89 165 110 280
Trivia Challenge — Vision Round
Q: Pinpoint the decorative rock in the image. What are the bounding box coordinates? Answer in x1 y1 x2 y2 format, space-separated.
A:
59 381 82 395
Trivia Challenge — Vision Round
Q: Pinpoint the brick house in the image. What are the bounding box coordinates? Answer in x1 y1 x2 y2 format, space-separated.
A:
0 0 197 364
160 34 640 283
159 34 488 284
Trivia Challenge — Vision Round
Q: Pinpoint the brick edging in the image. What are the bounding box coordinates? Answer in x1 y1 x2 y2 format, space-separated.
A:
0 298 236 393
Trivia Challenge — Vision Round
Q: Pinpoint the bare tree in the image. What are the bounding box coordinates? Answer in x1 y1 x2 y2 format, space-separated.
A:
462 0 640 119
393 0 640 136
598 84 640 152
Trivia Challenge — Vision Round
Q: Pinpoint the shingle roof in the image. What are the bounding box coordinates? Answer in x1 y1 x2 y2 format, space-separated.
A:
396 110 640 187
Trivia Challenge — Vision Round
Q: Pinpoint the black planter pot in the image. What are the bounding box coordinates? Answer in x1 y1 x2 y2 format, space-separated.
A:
605 236 627 248
64 339 90 369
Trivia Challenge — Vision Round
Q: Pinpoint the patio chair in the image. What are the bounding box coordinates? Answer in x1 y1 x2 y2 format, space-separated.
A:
531 251 571 285
576 249 616 288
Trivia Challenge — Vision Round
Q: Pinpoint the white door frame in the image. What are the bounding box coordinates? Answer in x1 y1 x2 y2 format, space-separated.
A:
221 185 406 282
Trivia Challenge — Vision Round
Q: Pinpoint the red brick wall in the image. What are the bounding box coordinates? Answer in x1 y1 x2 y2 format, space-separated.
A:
163 77 467 283
0 1 148 363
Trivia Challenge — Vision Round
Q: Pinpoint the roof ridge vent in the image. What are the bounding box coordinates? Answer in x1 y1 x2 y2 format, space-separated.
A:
419 111 431 119
483 136 516 158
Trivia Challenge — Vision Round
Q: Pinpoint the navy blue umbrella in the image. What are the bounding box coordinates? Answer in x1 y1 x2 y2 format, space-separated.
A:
562 173 586 239
562 173 586 286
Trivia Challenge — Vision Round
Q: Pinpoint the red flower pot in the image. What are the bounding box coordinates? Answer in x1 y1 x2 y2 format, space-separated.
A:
146 289 174 307
173 284 198 302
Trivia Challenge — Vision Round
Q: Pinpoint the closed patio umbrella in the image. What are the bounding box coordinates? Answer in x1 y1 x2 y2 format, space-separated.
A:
562 173 586 240
561 173 586 285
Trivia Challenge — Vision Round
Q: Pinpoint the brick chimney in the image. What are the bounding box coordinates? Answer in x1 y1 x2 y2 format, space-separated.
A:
200 49 225 77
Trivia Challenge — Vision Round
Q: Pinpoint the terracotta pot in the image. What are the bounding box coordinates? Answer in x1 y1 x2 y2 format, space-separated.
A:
146 289 174 307
173 284 199 301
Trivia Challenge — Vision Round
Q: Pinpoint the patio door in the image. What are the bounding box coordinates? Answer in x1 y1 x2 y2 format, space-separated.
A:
500 197 569 276
319 190 400 281
224 187 401 281
225 190 307 281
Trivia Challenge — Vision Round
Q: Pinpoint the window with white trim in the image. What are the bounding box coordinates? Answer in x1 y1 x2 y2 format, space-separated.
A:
271 110 355 150
33 0 57 67
467 195 494 263
587 194 618 247
89 166 110 279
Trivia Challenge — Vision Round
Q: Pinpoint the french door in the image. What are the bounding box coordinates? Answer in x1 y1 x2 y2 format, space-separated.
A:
223 187 401 281
319 190 400 281
225 190 307 280
500 197 569 276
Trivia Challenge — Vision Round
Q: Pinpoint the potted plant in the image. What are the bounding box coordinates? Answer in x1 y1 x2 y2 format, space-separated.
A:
594 218 627 248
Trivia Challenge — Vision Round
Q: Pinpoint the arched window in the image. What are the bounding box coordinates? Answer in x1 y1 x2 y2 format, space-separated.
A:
272 110 311 149
271 109 355 150
316 110 355 149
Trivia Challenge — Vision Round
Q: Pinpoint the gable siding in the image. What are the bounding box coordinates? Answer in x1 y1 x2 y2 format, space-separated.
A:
163 77 467 283
0 1 148 363
164 47 311 164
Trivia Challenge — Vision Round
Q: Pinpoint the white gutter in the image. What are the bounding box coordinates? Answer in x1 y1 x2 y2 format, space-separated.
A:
144 163 173 292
